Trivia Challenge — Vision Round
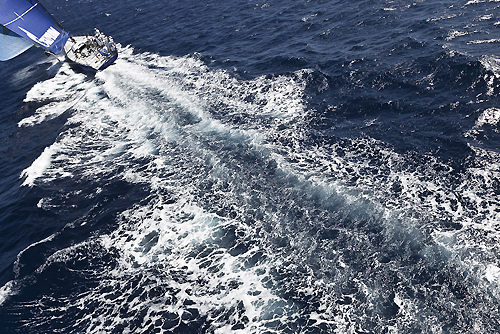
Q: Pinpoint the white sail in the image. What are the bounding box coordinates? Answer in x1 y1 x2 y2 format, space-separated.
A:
0 26 33 61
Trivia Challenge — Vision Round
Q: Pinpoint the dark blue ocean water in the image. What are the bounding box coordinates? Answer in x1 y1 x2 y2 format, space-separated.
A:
2 0 500 332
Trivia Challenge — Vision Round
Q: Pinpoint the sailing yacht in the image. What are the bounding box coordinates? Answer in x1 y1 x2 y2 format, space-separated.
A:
0 0 118 71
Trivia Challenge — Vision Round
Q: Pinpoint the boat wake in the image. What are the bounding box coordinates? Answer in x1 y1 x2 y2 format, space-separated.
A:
4 46 500 333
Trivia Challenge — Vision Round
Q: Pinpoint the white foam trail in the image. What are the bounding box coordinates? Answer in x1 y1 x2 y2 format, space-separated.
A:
0 281 15 306
103 201 285 333
18 63 90 127
13 46 311 332
13 45 500 332
468 38 500 44
475 108 500 126
20 143 61 187
20 45 309 187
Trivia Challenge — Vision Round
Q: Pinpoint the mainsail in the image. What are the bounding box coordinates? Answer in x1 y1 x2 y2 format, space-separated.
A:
0 0 69 60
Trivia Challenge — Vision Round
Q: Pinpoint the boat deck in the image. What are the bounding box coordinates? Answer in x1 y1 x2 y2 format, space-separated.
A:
64 35 117 71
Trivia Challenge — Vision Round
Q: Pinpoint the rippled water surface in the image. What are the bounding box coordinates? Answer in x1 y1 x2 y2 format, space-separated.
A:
2 0 500 333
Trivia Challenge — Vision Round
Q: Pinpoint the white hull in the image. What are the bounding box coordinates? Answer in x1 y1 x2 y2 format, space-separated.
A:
64 35 117 72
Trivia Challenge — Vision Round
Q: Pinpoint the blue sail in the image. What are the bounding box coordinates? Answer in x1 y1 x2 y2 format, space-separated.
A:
0 0 69 55
0 25 33 60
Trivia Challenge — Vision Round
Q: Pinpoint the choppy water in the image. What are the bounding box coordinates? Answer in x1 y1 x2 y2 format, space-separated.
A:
2 0 500 333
